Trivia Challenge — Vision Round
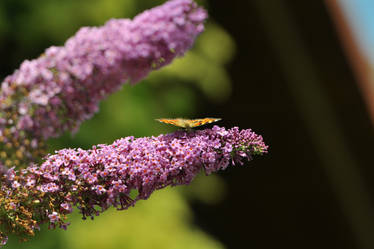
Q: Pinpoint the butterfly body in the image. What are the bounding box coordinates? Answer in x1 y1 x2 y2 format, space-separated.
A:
156 118 221 129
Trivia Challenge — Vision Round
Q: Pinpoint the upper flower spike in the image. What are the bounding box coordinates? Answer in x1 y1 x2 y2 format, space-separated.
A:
0 0 207 168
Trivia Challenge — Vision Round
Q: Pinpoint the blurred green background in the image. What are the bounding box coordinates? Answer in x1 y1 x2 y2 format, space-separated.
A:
2 0 374 249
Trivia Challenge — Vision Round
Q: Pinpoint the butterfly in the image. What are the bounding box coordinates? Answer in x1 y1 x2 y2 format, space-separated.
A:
156 118 221 129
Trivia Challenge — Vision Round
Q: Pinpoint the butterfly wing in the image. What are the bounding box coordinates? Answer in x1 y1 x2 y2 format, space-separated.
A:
156 118 185 128
188 118 222 128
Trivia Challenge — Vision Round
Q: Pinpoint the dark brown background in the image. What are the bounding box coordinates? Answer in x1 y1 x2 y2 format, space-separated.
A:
193 1 374 248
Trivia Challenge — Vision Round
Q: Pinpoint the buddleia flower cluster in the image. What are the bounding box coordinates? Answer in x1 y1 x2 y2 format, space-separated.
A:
0 0 207 169
0 126 267 244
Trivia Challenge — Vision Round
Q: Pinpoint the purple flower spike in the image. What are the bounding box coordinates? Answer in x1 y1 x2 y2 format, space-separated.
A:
0 0 207 169
0 126 267 243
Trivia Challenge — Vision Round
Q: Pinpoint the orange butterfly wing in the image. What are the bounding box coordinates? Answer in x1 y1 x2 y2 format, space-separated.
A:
189 118 221 127
156 118 184 127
